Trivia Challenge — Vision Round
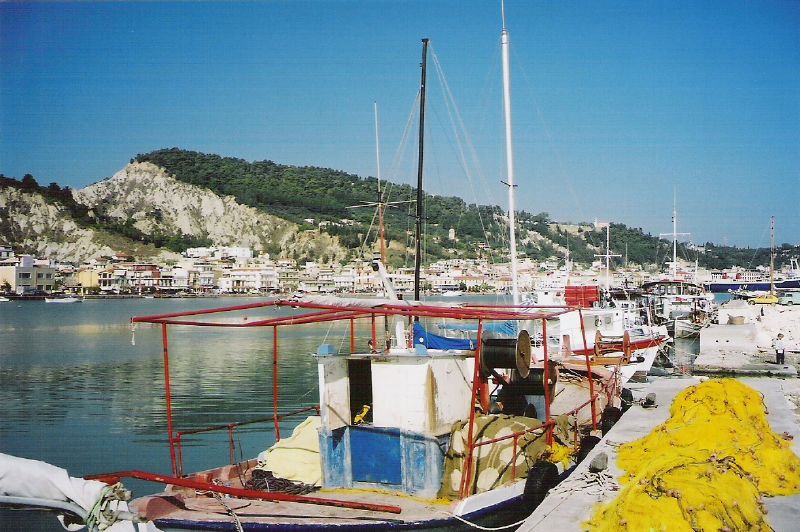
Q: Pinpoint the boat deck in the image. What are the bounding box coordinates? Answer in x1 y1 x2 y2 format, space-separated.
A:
131 460 463 529
133 488 455 529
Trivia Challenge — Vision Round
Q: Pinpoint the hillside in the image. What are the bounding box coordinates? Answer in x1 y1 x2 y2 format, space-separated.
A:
0 175 172 263
0 166 347 264
3 148 796 268
132 149 613 266
75 161 347 263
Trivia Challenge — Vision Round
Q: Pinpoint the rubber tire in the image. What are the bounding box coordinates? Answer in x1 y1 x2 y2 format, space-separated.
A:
576 435 601 464
600 406 623 435
523 461 560 509
621 388 634 413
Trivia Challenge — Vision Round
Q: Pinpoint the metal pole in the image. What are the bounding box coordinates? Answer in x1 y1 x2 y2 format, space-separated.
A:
414 38 429 302
459 319 483 498
273 326 281 441
543 319 553 446
161 323 178 476
350 318 356 353
578 309 597 431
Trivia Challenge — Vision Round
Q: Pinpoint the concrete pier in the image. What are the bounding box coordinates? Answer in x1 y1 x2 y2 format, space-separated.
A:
520 376 800 531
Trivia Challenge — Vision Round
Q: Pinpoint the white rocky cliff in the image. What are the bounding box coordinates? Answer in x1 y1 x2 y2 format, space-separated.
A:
73 162 347 262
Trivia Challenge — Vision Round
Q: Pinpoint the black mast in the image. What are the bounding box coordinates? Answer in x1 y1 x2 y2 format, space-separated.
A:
414 38 428 302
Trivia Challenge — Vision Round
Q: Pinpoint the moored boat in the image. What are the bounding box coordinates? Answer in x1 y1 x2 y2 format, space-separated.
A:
44 296 83 303
90 296 622 531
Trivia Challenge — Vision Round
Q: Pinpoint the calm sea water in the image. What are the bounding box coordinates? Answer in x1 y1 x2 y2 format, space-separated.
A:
0 298 369 505
0 293 699 529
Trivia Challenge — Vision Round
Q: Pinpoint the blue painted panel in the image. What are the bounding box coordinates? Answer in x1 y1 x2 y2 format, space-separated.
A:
318 427 348 488
349 426 402 485
400 431 448 498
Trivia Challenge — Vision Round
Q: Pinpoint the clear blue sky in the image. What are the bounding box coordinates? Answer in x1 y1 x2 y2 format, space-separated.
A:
2 1 798 247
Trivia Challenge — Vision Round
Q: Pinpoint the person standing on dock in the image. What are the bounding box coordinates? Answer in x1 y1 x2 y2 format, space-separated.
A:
774 333 786 365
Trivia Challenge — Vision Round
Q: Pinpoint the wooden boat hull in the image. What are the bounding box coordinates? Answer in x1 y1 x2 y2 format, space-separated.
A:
135 474 537 531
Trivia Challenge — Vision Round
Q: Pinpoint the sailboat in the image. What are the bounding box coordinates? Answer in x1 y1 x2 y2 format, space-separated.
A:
643 195 716 337
0 10 627 532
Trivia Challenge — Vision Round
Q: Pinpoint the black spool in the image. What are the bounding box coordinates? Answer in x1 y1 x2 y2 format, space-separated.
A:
513 362 559 398
481 330 531 378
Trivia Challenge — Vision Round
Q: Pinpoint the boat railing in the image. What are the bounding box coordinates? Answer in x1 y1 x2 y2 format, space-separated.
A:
173 405 320 477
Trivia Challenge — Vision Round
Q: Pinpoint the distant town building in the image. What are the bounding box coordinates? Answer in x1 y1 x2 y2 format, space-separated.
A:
0 254 56 294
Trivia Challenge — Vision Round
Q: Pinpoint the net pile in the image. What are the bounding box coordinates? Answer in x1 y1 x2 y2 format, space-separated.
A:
585 379 800 531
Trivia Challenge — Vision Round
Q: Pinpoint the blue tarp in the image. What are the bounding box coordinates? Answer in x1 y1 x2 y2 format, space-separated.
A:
413 322 475 350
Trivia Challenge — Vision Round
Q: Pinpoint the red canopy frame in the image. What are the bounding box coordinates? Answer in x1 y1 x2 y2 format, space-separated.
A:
131 298 603 495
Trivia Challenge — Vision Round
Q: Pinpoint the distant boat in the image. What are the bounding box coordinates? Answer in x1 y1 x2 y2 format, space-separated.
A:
440 289 463 297
0 296 10 302
44 296 82 304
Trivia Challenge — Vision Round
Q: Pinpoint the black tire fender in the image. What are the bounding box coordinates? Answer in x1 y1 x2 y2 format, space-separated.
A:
600 406 623 435
621 388 634 413
576 435 601 464
523 461 560 509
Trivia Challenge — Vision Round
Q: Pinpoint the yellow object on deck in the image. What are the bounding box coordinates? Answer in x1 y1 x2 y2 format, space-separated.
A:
585 379 800 531
261 416 322 487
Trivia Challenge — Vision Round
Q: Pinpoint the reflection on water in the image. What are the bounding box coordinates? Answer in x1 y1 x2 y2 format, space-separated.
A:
0 298 347 491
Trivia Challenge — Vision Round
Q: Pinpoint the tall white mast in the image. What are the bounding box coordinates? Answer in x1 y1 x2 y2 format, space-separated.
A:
594 222 620 292
374 101 381 184
374 102 387 264
660 188 688 279
606 225 611 291
501 1 519 305
672 192 677 279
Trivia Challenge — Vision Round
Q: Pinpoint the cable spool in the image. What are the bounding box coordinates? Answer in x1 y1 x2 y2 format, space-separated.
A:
513 361 559 399
481 330 531 378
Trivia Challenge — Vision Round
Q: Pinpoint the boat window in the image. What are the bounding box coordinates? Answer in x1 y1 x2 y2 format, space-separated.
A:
348 359 373 424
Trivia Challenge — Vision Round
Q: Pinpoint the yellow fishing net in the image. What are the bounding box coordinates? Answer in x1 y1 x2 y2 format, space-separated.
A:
585 379 800 531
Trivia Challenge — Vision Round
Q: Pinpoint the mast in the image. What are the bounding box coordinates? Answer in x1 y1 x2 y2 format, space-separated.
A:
672 192 677 280
660 189 688 279
501 2 520 305
606 225 611 291
770 216 775 295
414 38 429 302
374 102 387 264
594 222 619 292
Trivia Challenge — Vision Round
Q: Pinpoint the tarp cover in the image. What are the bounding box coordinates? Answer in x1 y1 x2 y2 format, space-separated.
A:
0 452 160 531
413 322 474 350
257 416 322 486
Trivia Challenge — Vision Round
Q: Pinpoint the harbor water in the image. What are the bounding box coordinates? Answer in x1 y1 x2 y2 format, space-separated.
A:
0 297 355 529
0 294 700 529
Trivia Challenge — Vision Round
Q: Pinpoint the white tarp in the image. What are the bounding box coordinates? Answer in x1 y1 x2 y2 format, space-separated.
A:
0 453 161 531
